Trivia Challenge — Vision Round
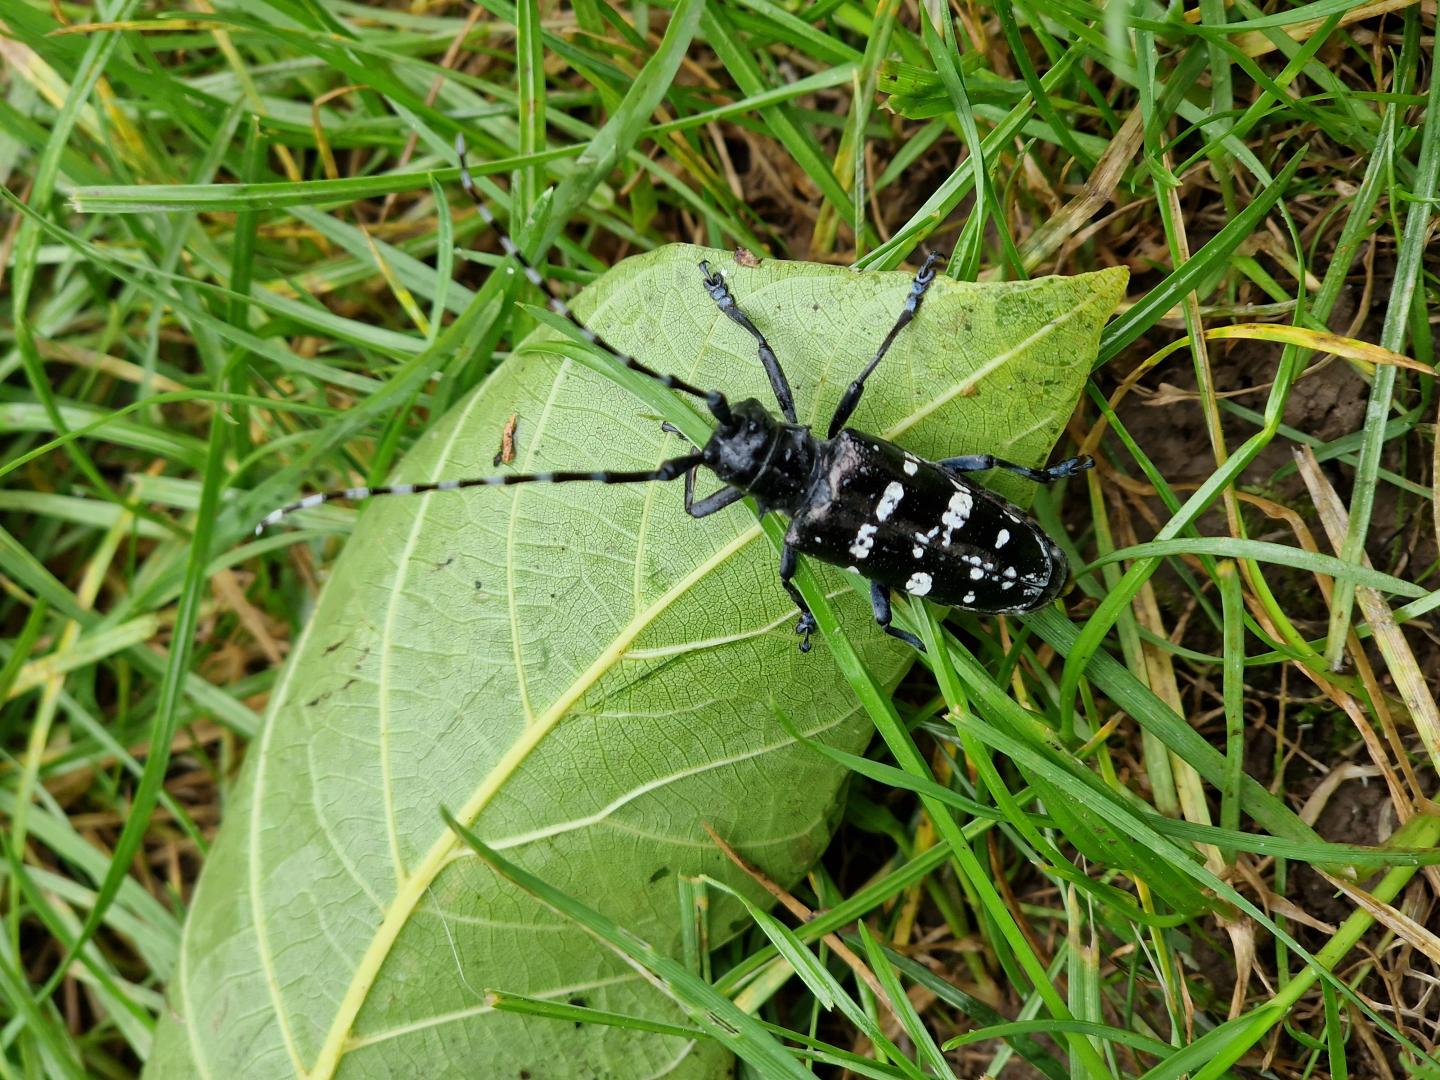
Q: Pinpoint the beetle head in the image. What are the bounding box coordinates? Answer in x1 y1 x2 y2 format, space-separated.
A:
702 398 776 489
701 399 816 512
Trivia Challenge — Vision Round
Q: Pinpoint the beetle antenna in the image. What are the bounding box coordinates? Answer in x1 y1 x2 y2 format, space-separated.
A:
254 454 705 534
454 136 731 425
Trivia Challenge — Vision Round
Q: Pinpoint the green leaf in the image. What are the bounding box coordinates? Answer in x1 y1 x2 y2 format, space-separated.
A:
444 817 820 1080
146 247 1125 1078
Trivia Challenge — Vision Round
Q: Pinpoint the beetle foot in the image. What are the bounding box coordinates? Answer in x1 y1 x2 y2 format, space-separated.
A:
699 260 724 290
795 613 817 652
1049 455 1095 478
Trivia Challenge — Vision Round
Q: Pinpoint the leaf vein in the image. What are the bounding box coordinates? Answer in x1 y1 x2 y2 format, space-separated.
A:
490 710 854 851
507 358 575 723
309 521 764 1077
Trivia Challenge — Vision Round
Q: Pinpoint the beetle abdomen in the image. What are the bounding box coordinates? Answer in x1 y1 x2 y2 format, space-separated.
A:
784 431 1066 613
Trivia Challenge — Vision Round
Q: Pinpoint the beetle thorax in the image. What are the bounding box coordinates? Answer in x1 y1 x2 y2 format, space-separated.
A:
701 398 818 513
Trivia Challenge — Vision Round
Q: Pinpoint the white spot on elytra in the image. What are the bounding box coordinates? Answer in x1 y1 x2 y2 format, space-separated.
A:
1001 580 1014 590
963 591 976 604
905 572 932 596
996 528 1010 548
847 565 860 574
1003 566 1017 579
849 523 878 559
941 489 973 546
912 546 924 558
875 481 905 522
903 459 918 475
970 566 985 579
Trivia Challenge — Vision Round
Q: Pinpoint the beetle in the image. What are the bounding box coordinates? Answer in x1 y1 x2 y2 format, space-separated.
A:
259 137 1093 653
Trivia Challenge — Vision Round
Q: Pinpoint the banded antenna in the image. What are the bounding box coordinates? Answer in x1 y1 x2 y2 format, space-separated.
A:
255 136 729 534
255 455 704 534
454 136 731 422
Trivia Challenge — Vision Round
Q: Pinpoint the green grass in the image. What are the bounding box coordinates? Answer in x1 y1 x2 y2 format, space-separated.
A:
4 1 1440 1077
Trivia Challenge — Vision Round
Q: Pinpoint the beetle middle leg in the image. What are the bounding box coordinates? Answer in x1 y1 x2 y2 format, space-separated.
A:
699 262 798 424
938 454 1094 483
827 251 944 437
870 581 925 651
778 545 818 652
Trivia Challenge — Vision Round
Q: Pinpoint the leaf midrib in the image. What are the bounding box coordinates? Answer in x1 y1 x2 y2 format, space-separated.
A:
307 520 766 1078
884 280 1114 441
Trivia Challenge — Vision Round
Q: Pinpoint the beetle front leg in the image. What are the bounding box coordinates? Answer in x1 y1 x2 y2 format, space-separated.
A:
870 581 925 651
684 466 746 518
699 262 798 424
663 424 746 518
778 545 818 653
659 420 697 446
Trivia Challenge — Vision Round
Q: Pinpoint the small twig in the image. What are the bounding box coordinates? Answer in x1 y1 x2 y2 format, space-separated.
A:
700 822 902 1023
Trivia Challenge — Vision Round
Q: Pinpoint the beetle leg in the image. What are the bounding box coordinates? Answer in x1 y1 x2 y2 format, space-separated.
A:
870 581 925 651
778 545 818 652
827 251 943 438
938 454 1094 484
699 262 798 424
659 420 697 446
684 467 746 518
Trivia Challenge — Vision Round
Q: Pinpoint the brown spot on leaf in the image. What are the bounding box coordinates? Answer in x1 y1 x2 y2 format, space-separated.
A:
493 413 519 466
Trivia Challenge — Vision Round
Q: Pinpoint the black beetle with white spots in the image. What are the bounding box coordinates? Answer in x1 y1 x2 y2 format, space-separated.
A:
257 136 1093 653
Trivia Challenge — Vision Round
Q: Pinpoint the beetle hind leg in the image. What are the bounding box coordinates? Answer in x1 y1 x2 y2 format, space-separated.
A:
870 581 925 651
939 453 1094 483
778 545 818 652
